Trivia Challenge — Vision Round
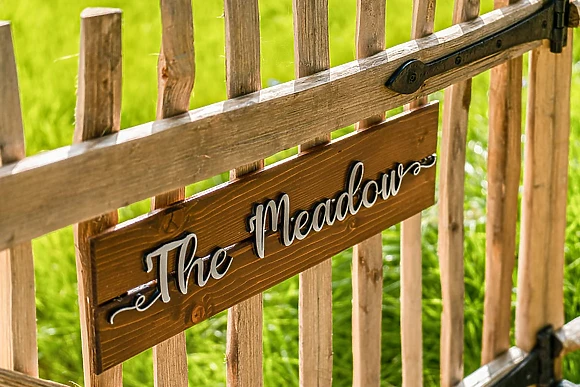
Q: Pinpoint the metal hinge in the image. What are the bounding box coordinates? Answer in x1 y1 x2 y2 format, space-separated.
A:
386 0 574 95
490 325 580 387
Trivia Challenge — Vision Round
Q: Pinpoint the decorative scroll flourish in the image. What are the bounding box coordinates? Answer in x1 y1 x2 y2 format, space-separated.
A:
108 154 436 324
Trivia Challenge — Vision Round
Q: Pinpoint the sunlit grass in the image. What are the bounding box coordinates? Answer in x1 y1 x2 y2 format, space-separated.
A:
2 0 580 385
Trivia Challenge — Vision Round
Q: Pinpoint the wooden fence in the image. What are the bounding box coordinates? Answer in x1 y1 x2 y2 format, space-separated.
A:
1 0 580 386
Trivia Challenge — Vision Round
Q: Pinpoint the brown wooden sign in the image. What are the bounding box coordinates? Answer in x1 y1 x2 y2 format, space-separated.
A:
86 103 439 373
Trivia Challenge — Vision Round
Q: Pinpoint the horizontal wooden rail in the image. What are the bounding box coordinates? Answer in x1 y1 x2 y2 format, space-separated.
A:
0 369 67 387
0 0 546 251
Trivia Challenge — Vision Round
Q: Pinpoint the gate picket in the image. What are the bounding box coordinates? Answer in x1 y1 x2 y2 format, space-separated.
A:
439 0 480 385
292 0 334 385
0 21 39 378
481 0 522 366
151 0 196 386
516 33 573 379
352 1 386 386
401 1 436 386
73 8 123 387
224 1 264 386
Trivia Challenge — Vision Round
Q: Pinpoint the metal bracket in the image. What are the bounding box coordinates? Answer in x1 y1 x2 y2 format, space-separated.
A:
492 326 571 387
386 0 570 94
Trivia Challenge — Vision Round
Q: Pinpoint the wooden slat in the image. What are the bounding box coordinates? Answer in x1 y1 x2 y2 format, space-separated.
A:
292 1 333 385
93 104 439 372
73 8 123 387
224 1 263 386
400 1 435 386
0 0 545 252
439 0 479 385
151 1 195 386
351 1 386 386
0 22 38 378
481 0 522 366
516 32 573 380
0 369 67 387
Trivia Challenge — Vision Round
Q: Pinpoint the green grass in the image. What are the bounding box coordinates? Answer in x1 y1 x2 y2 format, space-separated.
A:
2 0 580 385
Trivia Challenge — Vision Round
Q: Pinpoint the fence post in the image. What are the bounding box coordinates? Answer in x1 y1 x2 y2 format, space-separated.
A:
351 1 386 386
439 0 480 385
73 9 123 387
0 21 39 378
224 1 264 386
151 1 195 386
481 0 522 366
292 0 333 385
400 1 436 386
516 32 573 379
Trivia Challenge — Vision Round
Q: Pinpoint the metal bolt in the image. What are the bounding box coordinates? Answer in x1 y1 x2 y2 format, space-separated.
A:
409 72 417 83
496 39 502 48
455 56 462 65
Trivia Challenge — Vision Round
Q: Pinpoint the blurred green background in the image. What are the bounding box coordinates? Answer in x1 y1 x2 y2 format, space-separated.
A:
2 0 580 385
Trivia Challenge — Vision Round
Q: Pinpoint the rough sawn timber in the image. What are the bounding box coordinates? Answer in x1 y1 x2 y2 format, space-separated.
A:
292 0 333 386
352 0 386 386
150 0 195 386
73 8 123 387
0 21 39 378
400 0 436 386
224 1 264 386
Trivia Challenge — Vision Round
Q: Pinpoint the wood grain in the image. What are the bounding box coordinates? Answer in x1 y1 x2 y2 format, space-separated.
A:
73 8 123 387
0 369 67 387
292 0 333 385
0 0 545 252
151 1 195 386
400 1 436 386
439 0 479 385
516 33 573 380
92 103 439 373
481 0 522 366
352 1 386 386
456 347 526 387
224 1 263 386
555 317 580 356
0 22 38 378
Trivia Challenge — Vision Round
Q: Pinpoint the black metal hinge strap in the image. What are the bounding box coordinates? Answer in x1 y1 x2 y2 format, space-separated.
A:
492 326 563 387
386 0 570 95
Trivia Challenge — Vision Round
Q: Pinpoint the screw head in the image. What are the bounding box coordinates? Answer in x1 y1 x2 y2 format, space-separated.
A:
542 20 548 28
496 39 502 48
409 72 417 83
454 56 462 65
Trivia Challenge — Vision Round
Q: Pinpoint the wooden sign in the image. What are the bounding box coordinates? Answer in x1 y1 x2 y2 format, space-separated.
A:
87 102 439 373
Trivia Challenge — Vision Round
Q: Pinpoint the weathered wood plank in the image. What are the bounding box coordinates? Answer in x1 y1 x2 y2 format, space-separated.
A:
224 1 263 386
481 0 522 366
556 317 580 356
516 32 573 380
0 0 545 252
439 0 479 385
0 369 68 387
92 103 439 373
292 0 333 385
352 1 386 386
73 8 123 387
400 1 436 386
151 1 195 386
0 22 38 378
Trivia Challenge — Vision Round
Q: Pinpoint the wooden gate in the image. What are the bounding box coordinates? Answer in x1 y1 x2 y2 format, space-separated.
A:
1 0 580 386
